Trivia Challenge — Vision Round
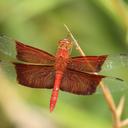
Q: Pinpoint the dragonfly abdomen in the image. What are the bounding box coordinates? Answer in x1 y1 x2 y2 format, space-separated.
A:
50 72 63 112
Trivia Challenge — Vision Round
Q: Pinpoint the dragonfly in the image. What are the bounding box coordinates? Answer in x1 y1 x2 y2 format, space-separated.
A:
0 36 128 112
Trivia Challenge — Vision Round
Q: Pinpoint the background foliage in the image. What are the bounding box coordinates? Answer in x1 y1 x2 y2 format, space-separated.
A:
0 0 128 128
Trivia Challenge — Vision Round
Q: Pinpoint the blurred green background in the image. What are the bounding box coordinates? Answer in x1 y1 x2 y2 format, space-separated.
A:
0 0 128 128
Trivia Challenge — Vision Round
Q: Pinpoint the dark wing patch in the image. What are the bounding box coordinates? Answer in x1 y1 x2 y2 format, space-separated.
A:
60 68 105 95
14 63 55 88
16 41 55 64
67 55 107 73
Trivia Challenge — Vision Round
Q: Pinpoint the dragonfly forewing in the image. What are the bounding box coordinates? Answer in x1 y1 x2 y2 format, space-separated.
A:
0 36 17 61
102 54 128 71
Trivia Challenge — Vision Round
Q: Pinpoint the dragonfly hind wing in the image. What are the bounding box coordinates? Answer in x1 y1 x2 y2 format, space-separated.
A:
60 68 105 95
96 77 128 94
14 63 55 88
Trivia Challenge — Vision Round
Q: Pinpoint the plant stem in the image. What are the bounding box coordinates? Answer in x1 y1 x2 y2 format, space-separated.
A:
64 24 127 128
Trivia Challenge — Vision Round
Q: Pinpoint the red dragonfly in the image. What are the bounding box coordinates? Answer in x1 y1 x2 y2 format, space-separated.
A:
0 36 127 112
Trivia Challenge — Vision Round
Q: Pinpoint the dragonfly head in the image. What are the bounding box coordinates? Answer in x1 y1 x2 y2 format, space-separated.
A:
58 38 72 50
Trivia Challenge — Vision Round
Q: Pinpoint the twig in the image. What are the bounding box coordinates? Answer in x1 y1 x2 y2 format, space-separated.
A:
64 24 85 56
117 96 125 118
64 24 128 128
121 119 128 127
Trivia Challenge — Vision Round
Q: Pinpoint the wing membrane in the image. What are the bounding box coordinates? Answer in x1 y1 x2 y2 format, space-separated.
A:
102 54 128 71
60 68 105 95
0 36 16 61
14 63 55 88
16 41 55 64
67 55 107 73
